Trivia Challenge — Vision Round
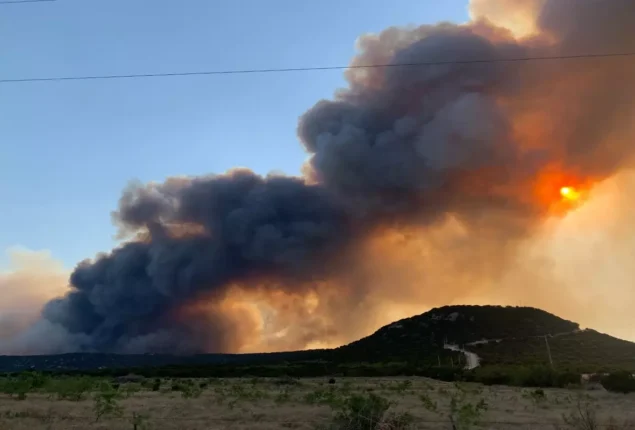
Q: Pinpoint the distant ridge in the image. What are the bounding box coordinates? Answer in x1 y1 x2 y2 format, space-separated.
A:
3 305 635 373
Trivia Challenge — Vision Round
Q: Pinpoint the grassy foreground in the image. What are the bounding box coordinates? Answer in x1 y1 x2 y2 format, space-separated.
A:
1 375 635 429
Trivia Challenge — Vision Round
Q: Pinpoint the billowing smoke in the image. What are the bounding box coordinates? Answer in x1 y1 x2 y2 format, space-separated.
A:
3 0 635 354
0 248 75 354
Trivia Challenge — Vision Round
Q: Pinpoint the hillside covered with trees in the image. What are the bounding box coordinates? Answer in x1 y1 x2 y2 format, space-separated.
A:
467 329 635 371
337 305 579 361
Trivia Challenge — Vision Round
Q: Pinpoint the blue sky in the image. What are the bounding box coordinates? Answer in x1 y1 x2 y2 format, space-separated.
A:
1 0 468 269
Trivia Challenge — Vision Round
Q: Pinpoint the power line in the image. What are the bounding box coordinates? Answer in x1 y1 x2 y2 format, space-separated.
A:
0 0 56 4
1 51 635 84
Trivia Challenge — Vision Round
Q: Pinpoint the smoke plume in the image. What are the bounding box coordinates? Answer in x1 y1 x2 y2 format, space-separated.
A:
3 0 635 354
0 248 75 354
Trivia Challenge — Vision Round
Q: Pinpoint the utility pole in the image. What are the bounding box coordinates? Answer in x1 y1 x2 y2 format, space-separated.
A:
544 335 554 369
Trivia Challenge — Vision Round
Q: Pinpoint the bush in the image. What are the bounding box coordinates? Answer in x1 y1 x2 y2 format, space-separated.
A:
171 382 184 391
180 381 202 399
131 412 150 430
0 372 53 400
49 377 95 401
470 365 581 388
516 366 559 387
449 394 488 430
418 387 488 430
561 399 598 430
330 393 393 430
1 377 31 400
472 367 511 386
121 383 141 398
93 382 124 422
304 386 342 407
523 388 547 406
601 371 635 394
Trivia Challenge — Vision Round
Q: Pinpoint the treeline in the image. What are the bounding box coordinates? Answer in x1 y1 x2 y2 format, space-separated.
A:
24 362 587 389
5 361 635 392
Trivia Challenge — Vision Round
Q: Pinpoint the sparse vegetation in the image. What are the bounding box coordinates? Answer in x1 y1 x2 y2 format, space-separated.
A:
0 375 634 429
92 382 124 422
560 399 600 430
131 412 150 430
48 376 95 401
320 392 415 430
448 393 488 430
151 378 161 391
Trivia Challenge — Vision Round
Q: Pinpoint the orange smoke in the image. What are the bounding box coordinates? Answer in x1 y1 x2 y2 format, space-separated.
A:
560 186 580 201
469 0 546 39
532 166 595 215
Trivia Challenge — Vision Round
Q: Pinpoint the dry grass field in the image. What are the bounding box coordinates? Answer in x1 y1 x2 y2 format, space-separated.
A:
0 376 634 430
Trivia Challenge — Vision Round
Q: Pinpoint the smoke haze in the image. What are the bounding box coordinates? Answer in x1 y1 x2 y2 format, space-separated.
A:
2 0 635 354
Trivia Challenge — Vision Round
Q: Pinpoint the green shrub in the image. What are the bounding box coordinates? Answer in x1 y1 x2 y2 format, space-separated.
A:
471 365 580 388
48 377 95 401
523 388 547 405
515 366 558 387
93 382 124 422
0 372 53 400
391 380 412 393
556 371 582 387
472 367 511 386
329 393 392 430
171 382 184 391
319 393 412 430
561 399 599 430
1 377 31 400
449 394 488 430
121 383 141 398
419 392 437 412
304 386 342 407
180 382 202 399
131 412 150 430
601 371 635 393
274 387 291 404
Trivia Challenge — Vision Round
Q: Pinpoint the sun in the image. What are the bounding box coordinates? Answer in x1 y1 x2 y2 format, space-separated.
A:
560 186 580 201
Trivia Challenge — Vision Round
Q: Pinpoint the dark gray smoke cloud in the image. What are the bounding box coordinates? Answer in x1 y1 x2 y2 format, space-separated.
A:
42 171 354 353
4 0 635 354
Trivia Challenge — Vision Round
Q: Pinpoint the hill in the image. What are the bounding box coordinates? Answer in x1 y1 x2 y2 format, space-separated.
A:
2 305 634 375
467 329 635 371
344 305 635 372
336 305 579 363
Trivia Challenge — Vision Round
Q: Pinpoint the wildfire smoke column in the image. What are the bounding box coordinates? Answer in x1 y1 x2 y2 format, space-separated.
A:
2 0 635 354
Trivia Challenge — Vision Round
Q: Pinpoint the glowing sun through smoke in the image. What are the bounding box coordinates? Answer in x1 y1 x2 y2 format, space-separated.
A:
560 186 580 201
